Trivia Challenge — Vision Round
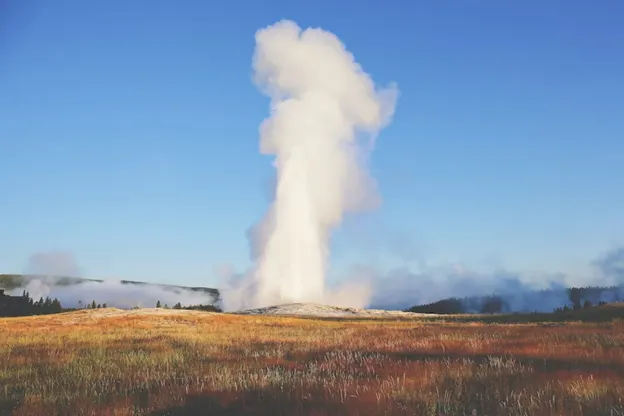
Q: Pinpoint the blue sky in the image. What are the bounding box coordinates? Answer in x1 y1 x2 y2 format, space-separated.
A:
1 0 623 287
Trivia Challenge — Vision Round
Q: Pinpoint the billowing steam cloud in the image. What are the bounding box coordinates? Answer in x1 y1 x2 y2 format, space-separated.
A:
222 20 398 310
10 252 218 309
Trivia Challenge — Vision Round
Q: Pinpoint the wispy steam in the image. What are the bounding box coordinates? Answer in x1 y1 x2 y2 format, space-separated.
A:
223 20 398 310
25 251 81 277
593 247 624 285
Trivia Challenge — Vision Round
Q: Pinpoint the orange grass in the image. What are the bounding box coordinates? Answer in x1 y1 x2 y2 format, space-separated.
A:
1 309 624 415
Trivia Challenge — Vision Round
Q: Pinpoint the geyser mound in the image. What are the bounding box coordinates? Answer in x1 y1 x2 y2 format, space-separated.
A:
237 302 420 318
222 20 398 311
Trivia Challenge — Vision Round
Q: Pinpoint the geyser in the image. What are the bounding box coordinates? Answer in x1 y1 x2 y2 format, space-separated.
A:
224 20 398 310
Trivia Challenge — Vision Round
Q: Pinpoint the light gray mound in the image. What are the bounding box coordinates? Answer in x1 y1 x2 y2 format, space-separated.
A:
236 303 431 318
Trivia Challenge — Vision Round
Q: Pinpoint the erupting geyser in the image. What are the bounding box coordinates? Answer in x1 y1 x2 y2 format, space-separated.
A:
223 20 398 311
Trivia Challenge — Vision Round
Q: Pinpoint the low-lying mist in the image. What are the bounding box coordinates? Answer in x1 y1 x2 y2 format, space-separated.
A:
7 252 218 309
9 277 218 310
367 246 624 312
8 246 623 314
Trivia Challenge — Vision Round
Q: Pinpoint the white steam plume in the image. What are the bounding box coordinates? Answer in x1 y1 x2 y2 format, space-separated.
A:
224 20 398 310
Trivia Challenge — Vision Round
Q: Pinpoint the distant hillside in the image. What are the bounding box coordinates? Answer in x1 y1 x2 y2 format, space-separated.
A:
0 274 220 298
406 285 624 314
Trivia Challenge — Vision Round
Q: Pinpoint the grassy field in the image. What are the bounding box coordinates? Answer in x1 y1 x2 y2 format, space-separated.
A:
1 308 624 416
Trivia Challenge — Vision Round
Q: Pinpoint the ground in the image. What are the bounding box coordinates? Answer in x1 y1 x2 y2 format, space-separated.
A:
1 307 624 415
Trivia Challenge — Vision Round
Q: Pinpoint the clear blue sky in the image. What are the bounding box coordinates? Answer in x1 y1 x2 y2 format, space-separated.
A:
1 0 622 286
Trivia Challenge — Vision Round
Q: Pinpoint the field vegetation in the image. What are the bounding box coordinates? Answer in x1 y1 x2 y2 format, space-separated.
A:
1 307 624 415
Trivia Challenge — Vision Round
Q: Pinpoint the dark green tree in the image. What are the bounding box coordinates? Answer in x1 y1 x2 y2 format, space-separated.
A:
51 299 62 313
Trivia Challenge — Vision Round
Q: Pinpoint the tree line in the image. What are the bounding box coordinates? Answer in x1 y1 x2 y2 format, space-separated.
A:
0 290 64 317
77 300 108 309
155 300 221 312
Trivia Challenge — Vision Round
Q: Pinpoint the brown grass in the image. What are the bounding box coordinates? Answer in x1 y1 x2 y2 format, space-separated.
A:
1 309 624 415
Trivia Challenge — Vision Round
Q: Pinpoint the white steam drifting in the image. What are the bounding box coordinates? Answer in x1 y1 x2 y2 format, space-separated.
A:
223 20 398 310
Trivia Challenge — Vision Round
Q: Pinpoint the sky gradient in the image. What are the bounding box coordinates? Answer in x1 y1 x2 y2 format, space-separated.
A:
1 1 623 289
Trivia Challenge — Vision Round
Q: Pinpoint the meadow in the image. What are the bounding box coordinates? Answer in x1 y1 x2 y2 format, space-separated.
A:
1 307 624 416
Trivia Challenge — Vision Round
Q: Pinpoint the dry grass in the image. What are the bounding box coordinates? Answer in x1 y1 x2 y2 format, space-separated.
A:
1 309 624 415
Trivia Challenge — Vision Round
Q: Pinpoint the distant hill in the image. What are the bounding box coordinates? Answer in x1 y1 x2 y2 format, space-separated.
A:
406 285 624 314
0 274 220 298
